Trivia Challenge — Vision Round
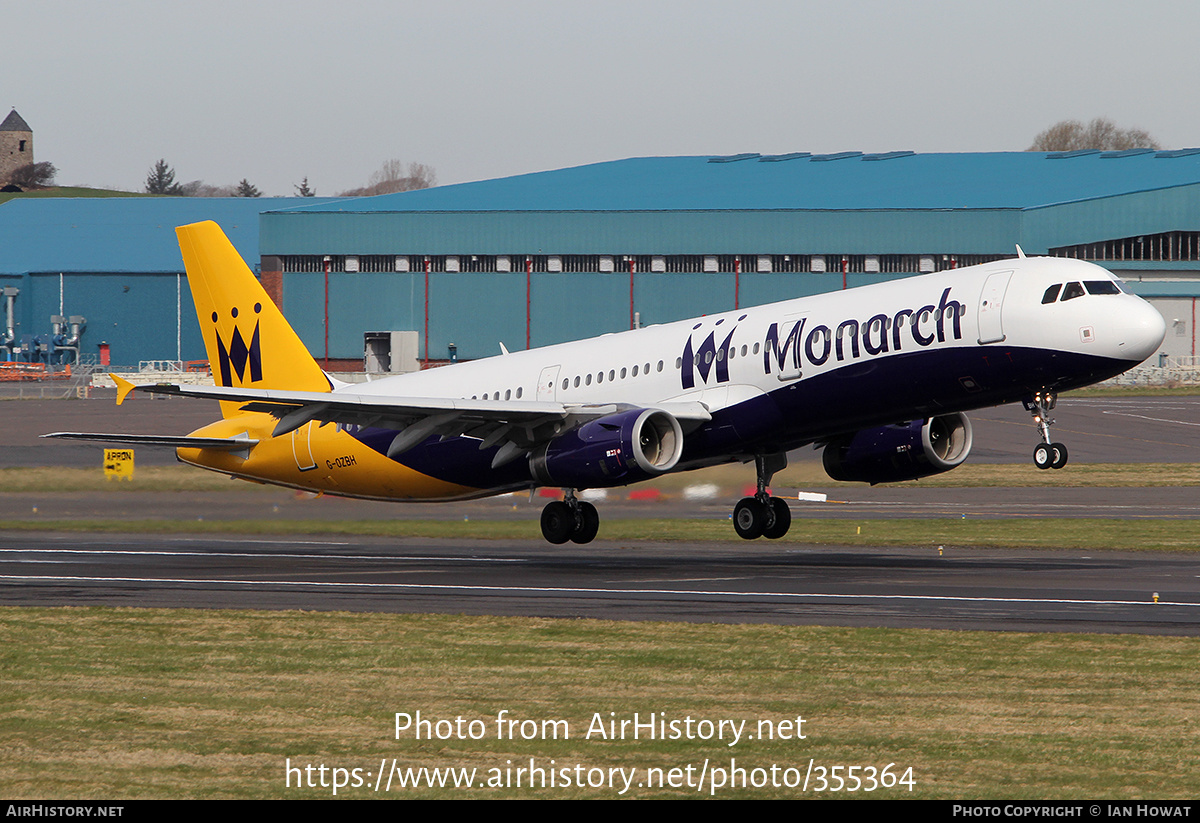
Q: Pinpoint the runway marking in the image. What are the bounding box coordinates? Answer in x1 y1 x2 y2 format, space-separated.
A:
1 574 1193 609
825 501 1200 510
625 576 749 583
0 549 523 563
1102 411 1200 428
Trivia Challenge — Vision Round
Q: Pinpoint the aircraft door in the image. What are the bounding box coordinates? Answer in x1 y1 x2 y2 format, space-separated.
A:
537 365 560 401
292 422 318 472
977 271 1013 344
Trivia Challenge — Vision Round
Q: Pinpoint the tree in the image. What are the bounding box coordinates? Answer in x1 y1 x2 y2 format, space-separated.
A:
9 161 57 189
294 177 316 197
1028 117 1162 151
179 180 237 197
145 159 183 194
338 159 437 197
235 178 262 197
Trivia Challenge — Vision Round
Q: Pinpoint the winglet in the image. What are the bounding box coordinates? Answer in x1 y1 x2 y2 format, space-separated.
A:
1015 244 1026 259
112 373 136 406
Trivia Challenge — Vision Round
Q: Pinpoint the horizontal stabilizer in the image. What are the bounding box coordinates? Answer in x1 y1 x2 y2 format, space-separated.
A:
41 432 259 450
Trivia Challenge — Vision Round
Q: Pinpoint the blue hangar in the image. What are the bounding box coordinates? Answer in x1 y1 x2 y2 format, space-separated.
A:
0 197 338 368
1 150 1198 368
262 149 1200 366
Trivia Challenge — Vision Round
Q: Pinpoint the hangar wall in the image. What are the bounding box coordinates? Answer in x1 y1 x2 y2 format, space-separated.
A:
0 197 337 367
262 209 1024 257
3 153 1199 368
280 269 903 363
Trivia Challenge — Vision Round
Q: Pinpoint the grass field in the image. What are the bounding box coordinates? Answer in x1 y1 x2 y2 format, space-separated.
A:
2 608 1198 799
3 460 1199 493
2 516 1200 553
3 457 1198 799
3 461 1200 552
0 186 145 206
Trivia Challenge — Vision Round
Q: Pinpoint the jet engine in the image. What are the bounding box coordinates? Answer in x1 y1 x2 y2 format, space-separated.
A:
530 408 684 489
822 412 973 484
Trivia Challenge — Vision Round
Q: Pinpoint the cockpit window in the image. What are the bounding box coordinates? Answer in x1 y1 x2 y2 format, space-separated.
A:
1060 282 1085 301
1084 280 1120 295
1041 284 1062 304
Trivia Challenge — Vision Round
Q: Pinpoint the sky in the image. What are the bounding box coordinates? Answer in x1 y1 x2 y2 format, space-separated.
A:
6 0 1199 197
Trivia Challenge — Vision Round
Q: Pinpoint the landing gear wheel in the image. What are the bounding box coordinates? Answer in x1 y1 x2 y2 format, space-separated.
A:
763 497 792 540
1033 443 1053 470
540 501 574 544
570 501 600 544
1026 391 1068 472
733 497 768 540
1049 442 1068 470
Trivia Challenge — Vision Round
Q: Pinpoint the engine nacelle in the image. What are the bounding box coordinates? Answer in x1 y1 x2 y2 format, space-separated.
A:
822 412 973 484
530 408 684 489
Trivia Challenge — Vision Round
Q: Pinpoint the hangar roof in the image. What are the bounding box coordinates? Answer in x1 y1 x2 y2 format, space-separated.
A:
273 151 1200 214
0 197 341 274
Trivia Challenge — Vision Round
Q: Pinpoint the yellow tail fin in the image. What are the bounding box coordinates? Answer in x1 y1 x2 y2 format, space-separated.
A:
176 221 330 417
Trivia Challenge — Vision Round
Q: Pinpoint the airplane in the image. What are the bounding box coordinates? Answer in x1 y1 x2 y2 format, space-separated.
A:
46 221 1166 544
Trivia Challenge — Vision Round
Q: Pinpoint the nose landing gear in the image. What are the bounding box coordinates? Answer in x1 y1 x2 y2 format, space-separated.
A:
540 489 600 544
1024 390 1068 470
733 453 792 540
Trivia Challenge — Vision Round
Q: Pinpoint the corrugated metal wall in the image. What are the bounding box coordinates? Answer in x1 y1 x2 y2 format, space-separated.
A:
262 209 1024 256
0 271 206 367
281 269 907 361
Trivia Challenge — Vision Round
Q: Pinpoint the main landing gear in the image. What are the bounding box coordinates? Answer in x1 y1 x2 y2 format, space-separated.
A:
733 453 792 540
540 490 600 545
1024 390 1069 470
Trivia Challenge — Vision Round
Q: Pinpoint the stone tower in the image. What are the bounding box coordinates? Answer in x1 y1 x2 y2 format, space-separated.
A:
0 110 33 184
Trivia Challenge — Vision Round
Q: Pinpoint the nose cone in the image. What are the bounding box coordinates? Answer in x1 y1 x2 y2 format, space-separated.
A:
1117 297 1167 363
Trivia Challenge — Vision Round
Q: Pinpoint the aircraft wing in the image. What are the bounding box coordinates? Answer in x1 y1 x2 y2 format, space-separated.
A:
41 432 259 450
115 381 712 465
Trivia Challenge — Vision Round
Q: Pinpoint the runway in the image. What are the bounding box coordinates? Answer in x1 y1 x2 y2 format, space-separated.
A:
13 393 1200 467
2 531 1198 635
2 392 1199 634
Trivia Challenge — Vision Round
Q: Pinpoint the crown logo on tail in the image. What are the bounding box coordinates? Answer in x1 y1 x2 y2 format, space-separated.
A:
212 304 263 386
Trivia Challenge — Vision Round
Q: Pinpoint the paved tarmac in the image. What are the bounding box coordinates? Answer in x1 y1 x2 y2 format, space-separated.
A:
1 532 1197 635
2 392 1198 634
9 392 1200 467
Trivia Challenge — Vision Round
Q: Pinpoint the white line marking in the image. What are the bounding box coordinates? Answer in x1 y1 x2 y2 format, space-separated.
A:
0 574 1192 608
1101 411 1200 428
0 549 523 563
